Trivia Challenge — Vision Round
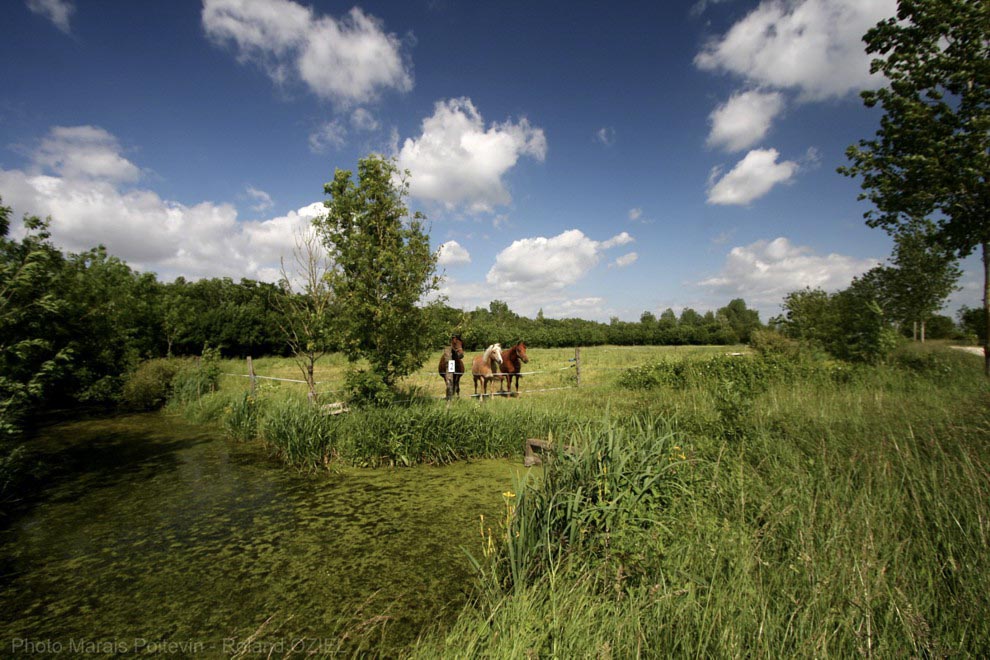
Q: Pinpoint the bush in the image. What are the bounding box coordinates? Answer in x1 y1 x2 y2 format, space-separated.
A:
121 358 186 410
168 347 222 406
749 328 801 360
344 368 395 407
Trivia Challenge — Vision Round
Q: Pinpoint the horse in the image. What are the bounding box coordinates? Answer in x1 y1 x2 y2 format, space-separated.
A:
471 343 503 400
500 341 530 396
437 335 465 400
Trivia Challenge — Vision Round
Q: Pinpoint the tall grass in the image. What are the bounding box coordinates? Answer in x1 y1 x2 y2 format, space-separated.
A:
412 344 990 657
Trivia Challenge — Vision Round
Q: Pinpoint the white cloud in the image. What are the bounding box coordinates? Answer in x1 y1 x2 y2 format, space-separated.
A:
26 0 74 33
699 236 878 307
202 0 412 106
707 148 798 205
611 252 638 268
628 207 642 221
695 0 895 101
308 120 347 153
33 125 141 183
350 107 380 132
486 229 632 292
245 186 273 213
707 89 784 152
397 98 546 212
0 125 323 281
600 231 634 249
437 240 471 266
596 127 615 146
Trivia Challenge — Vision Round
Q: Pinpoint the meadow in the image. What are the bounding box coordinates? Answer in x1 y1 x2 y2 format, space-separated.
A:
161 341 990 656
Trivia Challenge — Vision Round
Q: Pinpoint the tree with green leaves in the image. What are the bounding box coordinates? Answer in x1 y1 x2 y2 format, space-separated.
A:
314 155 440 390
840 0 989 372
0 200 71 439
868 226 961 341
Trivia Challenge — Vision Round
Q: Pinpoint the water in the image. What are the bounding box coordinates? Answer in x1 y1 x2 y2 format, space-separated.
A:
0 414 516 656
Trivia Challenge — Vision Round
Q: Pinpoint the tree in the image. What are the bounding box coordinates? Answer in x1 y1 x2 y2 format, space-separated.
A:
717 298 762 343
314 156 440 389
840 0 989 372
0 202 71 439
274 229 337 401
869 226 961 341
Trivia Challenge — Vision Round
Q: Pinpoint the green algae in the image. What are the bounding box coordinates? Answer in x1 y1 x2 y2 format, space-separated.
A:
0 414 520 656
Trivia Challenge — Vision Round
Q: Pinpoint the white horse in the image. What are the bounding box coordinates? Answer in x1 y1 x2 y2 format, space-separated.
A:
471 343 504 399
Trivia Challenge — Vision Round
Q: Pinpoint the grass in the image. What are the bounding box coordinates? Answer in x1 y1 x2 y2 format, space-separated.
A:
167 342 990 656
409 343 990 657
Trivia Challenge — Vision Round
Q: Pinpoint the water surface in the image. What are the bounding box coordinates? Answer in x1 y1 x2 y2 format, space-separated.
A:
0 414 516 655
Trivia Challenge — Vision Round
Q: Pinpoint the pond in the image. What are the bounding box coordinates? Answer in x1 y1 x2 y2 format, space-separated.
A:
0 414 518 656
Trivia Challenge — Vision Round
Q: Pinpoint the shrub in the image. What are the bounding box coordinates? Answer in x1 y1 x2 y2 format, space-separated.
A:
168 347 222 406
121 358 186 410
344 368 395 407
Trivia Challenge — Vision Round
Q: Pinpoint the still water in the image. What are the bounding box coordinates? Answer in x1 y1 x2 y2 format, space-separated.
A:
0 414 515 655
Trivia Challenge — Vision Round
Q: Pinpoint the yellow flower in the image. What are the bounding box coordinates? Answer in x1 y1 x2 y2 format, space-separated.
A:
503 491 516 499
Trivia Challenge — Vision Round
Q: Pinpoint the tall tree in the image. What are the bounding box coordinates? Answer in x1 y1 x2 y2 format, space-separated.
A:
871 226 962 341
314 155 440 388
840 0 989 372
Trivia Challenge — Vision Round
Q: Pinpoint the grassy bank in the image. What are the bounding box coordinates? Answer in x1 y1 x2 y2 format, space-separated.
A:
410 343 990 657
160 343 990 655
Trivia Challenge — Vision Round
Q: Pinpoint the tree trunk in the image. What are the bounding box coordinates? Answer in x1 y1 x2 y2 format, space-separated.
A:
912 320 918 342
983 241 989 376
920 319 926 343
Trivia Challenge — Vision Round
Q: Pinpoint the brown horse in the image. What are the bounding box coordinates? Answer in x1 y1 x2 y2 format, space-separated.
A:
437 335 465 400
471 343 503 400
500 341 529 396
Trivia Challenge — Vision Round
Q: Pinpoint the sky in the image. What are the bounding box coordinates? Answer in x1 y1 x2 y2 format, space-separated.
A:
0 0 982 322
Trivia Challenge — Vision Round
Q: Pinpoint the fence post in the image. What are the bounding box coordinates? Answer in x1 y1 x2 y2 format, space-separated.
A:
575 346 581 387
247 356 257 397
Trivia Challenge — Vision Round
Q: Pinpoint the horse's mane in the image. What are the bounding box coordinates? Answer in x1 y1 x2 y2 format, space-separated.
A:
483 343 502 364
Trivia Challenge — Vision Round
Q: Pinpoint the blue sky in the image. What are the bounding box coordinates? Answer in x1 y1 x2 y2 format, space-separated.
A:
0 0 982 322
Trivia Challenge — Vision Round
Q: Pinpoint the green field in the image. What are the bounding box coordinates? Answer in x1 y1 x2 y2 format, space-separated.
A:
167 342 990 656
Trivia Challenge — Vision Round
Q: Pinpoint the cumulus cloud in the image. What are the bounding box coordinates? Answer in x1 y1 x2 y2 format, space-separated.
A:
33 125 141 183
596 127 615 146
707 89 784 152
699 236 878 306
707 148 798 205
437 240 471 266
245 186 273 213
202 0 412 106
308 120 347 153
396 98 546 212
611 252 638 268
0 125 323 281
26 0 74 33
486 229 632 292
695 0 895 101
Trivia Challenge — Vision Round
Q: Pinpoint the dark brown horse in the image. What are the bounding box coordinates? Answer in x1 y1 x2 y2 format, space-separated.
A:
438 335 465 400
500 341 529 396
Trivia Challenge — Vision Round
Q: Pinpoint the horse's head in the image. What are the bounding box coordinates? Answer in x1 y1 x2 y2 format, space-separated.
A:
489 343 503 365
516 341 529 363
450 335 464 361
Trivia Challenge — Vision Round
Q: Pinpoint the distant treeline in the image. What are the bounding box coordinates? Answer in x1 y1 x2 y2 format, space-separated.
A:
443 299 763 350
